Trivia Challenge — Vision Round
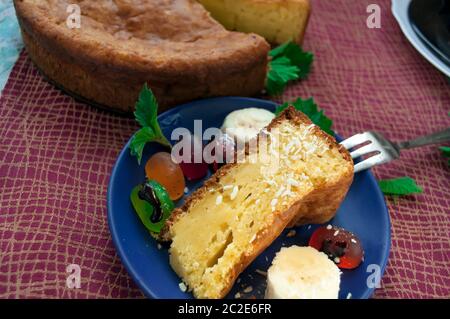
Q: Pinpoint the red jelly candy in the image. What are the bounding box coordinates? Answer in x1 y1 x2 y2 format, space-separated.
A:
174 135 208 181
309 225 364 269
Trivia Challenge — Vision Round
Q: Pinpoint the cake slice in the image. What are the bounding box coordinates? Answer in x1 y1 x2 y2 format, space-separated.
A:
197 0 311 44
160 107 353 299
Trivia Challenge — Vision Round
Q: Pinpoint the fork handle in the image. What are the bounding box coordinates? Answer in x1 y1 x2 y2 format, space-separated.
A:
396 127 450 149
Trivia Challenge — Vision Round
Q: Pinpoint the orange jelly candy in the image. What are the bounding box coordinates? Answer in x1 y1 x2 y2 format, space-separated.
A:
145 152 185 201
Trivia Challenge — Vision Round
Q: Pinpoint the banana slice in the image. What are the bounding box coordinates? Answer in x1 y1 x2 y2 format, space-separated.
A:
221 108 275 144
265 246 341 299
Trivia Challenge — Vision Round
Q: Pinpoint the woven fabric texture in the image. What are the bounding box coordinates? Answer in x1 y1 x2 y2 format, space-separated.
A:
0 0 449 298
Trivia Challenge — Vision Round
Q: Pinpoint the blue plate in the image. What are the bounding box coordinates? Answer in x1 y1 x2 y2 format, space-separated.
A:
107 97 391 299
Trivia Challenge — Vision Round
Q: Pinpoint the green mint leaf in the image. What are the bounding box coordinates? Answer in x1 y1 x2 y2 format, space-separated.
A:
440 146 450 166
275 97 334 136
266 41 313 96
269 42 292 59
134 83 157 128
130 127 156 165
378 177 423 196
130 84 172 164
440 146 450 157
273 42 314 79
266 57 300 95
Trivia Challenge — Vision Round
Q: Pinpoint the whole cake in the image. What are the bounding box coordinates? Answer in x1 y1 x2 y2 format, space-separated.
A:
14 0 270 112
160 107 354 298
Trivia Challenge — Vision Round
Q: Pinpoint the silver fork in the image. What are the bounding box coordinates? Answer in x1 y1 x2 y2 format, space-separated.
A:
340 128 450 173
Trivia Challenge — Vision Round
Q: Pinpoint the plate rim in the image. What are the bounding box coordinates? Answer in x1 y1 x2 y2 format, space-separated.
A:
107 96 391 299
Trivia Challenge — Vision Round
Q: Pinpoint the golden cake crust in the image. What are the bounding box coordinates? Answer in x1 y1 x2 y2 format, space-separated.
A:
160 106 353 298
14 0 270 112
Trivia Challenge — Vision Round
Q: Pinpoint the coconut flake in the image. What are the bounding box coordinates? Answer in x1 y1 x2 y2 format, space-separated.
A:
230 186 239 200
216 195 223 205
179 282 187 292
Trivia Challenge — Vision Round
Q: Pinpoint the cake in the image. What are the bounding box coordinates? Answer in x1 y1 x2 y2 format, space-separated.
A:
14 0 270 112
160 107 353 299
265 246 341 299
197 0 311 44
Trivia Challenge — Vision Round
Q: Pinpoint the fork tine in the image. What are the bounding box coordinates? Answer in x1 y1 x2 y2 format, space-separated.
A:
340 133 369 149
349 143 379 159
354 155 379 173
354 153 391 173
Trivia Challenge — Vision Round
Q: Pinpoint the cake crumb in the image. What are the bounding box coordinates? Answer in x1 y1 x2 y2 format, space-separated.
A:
346 292 352 299
334 257 341 264
243 286 253 294
179 282 187 292
286 230 296 238
255 269 267 277
184 187 189 194
326 224 332 230
333 230 339 236
234 292 241 299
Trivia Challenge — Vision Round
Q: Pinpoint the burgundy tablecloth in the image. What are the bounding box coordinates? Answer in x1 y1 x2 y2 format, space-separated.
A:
0 0 449 298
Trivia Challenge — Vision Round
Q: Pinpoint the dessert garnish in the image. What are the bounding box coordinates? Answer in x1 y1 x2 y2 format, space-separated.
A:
266 41 314 95
130 180 175 233
377 177 423 196
145 152 185 201
174 134 209 181
221 107 275 144
265 246 341 299
309 225 364 270
440 146 450 166
130 85 171 164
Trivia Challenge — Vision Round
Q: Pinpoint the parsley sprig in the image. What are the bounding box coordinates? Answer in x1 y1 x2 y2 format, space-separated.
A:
130 84 171 164
378 177 423 196
275 97 334 136
266 42 314 95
